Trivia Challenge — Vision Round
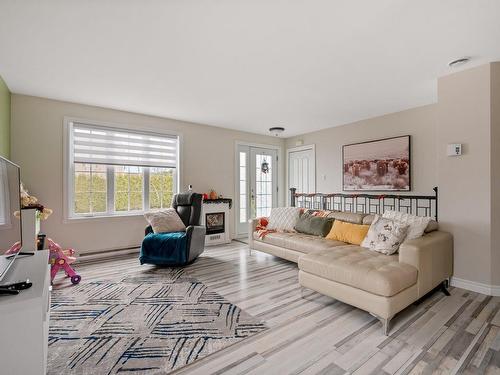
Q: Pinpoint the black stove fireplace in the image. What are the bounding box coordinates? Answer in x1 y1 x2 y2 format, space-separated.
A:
205 212 225 235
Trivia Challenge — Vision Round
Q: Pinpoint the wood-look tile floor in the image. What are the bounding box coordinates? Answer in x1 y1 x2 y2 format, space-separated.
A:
67 241 500 375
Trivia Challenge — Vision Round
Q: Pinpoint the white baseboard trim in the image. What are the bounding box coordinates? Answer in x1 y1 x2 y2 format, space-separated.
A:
450 277 500 296
77 246 140 263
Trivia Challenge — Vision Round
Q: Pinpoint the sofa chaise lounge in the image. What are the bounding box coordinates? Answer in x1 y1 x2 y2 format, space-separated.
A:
248 211 453 334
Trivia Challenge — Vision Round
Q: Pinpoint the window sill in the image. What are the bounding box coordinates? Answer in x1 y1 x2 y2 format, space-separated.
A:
63 212 146 224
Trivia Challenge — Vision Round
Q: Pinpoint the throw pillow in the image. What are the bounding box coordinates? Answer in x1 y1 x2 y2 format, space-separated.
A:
267 207 301 232
294 215 334 237
424 220 439 233
144 208 186 234
326 211 366 224
302 209 333 218
325 220 370 245
361 215 409 255
382 210 431 240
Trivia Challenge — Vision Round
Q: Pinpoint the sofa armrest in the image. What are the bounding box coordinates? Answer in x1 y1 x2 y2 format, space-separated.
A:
248 218 262 247
399 230 453 297
186 225 206 262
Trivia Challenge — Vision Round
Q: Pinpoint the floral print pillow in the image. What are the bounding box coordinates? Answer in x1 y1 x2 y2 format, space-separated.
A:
361 215 409 255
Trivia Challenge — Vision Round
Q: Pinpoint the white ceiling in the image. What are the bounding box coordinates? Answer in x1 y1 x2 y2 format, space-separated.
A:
1 1 500 137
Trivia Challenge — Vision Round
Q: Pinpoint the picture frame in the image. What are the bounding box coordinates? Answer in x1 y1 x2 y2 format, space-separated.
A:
342 135 411 191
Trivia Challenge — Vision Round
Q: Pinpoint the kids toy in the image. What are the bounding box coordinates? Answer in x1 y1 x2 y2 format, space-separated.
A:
47 238 81 285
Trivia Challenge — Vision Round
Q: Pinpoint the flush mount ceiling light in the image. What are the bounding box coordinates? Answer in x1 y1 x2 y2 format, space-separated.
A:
448 57 470 68
269 126 285 136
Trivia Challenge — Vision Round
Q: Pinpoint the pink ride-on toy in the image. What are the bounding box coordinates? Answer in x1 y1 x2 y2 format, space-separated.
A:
48 238 81 285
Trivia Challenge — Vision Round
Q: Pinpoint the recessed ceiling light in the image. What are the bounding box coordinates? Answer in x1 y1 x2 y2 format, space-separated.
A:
269 127 285 136
448 57 470 68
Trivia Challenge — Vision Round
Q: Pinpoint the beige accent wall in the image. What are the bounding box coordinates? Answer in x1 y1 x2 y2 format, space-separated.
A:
11 94 285 253
437 64 493 286
490 62 500 286
285 104 438 195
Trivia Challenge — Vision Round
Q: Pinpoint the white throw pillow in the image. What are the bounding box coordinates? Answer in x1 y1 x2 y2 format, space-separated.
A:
382 210 431 240
267 207 301 232
361 215 409 255
144 208 186 234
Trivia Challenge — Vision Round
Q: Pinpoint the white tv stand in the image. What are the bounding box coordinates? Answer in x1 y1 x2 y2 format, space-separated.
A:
0 250 50 375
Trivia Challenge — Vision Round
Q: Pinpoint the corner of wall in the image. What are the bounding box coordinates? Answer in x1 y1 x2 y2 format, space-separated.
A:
0 75 11 159
490 62 500 287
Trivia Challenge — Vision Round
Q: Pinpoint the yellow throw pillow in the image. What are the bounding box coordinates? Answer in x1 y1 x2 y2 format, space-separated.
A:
326 220 370 245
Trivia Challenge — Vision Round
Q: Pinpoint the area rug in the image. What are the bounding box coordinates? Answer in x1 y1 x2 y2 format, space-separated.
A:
47 268 267 375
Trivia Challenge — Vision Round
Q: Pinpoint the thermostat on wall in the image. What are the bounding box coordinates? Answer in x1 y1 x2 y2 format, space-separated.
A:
447 143 462 156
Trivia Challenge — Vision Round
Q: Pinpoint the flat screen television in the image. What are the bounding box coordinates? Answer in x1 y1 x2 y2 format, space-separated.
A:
0 156 22 281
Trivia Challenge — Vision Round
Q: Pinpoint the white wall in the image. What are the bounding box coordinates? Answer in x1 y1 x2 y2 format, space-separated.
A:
286 104 438 195
11 94 285 253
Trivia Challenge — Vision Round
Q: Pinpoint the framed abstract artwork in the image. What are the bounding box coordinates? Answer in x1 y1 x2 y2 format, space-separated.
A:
342 135 411 191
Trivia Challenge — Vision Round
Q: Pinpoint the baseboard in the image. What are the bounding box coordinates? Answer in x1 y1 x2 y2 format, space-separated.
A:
450 277 500 296
77 246 140 263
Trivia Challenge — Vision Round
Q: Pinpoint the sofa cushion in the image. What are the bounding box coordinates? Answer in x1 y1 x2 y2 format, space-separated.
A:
364 214 438 234
295 214 334 237
424 220 439 233
382 210 431 240
253 231 345 253
267 207 301 232
325 220 370 245
298 246 418 297
362 214 376 225
326 211 366 224
302 209 334 218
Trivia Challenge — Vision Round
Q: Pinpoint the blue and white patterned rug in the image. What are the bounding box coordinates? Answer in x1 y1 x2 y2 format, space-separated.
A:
47 268 267 374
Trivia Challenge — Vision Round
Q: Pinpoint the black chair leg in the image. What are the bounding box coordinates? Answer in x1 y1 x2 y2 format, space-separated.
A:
441 281 451 296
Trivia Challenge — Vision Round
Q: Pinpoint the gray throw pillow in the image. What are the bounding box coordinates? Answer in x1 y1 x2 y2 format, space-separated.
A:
294 215 334 237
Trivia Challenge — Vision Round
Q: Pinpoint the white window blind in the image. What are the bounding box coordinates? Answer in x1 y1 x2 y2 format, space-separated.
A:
71 122 178 168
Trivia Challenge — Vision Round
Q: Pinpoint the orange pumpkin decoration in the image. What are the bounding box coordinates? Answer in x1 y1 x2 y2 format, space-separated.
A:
209 190 218 200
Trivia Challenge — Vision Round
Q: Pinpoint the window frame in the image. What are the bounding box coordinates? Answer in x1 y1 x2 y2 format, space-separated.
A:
63 117 182 221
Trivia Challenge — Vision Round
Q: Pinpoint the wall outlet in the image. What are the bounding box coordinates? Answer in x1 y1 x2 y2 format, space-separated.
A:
447 143 462 156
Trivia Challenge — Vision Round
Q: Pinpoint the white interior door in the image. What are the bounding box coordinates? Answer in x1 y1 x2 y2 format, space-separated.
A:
288 146 316 198
236 145 278 236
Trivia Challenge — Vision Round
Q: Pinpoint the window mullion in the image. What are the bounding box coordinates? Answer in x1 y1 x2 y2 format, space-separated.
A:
90 166 94 215
128 171 131 211
144 168 150 210
107 165 114 214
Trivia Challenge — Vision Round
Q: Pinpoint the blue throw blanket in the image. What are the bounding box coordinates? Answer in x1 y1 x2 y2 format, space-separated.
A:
140 231 188 265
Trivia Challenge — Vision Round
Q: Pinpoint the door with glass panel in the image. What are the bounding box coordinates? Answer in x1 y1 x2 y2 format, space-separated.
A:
236 145 278 237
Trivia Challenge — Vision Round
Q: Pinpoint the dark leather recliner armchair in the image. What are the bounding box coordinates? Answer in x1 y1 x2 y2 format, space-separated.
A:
139 192 206 266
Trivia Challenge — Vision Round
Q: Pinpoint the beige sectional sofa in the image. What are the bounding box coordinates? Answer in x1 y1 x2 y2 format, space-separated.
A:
248 212 453 334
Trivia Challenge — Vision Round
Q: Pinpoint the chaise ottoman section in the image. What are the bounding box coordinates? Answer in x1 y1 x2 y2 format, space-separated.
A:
298 246 418 297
